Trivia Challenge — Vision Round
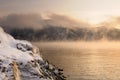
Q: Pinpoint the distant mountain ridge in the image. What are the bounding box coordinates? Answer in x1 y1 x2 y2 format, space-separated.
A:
3 26 120 41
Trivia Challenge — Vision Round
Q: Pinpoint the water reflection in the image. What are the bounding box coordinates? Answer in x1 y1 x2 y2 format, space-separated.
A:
33 42 120 80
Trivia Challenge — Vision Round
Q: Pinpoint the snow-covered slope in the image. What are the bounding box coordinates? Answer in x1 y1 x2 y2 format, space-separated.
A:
0 27 65 80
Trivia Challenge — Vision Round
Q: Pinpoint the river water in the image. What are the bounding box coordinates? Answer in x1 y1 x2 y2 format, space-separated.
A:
33 41 120 80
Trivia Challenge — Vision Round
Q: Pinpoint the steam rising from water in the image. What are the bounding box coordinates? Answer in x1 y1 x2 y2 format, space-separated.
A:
34 41 120 50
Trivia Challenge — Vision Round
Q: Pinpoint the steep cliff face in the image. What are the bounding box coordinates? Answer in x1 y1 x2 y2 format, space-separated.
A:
0 27 65 80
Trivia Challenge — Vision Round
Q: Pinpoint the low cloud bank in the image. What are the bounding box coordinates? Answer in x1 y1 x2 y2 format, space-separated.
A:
1 13 120 41
0 13 90 30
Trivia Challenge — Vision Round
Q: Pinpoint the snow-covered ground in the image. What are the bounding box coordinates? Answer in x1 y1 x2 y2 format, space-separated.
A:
0 27 65 80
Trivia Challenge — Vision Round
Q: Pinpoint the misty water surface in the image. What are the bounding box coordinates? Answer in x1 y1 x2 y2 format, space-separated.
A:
33 41 120 80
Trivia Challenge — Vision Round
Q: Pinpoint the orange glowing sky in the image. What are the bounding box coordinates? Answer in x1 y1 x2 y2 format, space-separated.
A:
1 0 120 24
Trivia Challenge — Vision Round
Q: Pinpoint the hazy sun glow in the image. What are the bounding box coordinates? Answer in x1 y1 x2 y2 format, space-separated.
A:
68 14 109 24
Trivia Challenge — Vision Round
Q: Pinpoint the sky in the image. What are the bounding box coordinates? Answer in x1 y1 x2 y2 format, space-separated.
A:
1 0 120 24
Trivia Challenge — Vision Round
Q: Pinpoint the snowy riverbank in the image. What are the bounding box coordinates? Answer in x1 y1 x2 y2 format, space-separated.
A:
0 27 65 80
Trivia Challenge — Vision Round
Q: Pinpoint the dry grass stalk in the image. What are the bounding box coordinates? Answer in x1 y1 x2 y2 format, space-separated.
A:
12 61 21 80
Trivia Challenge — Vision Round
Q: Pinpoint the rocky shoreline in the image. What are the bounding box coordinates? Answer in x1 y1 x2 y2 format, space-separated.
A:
0 27 66 80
